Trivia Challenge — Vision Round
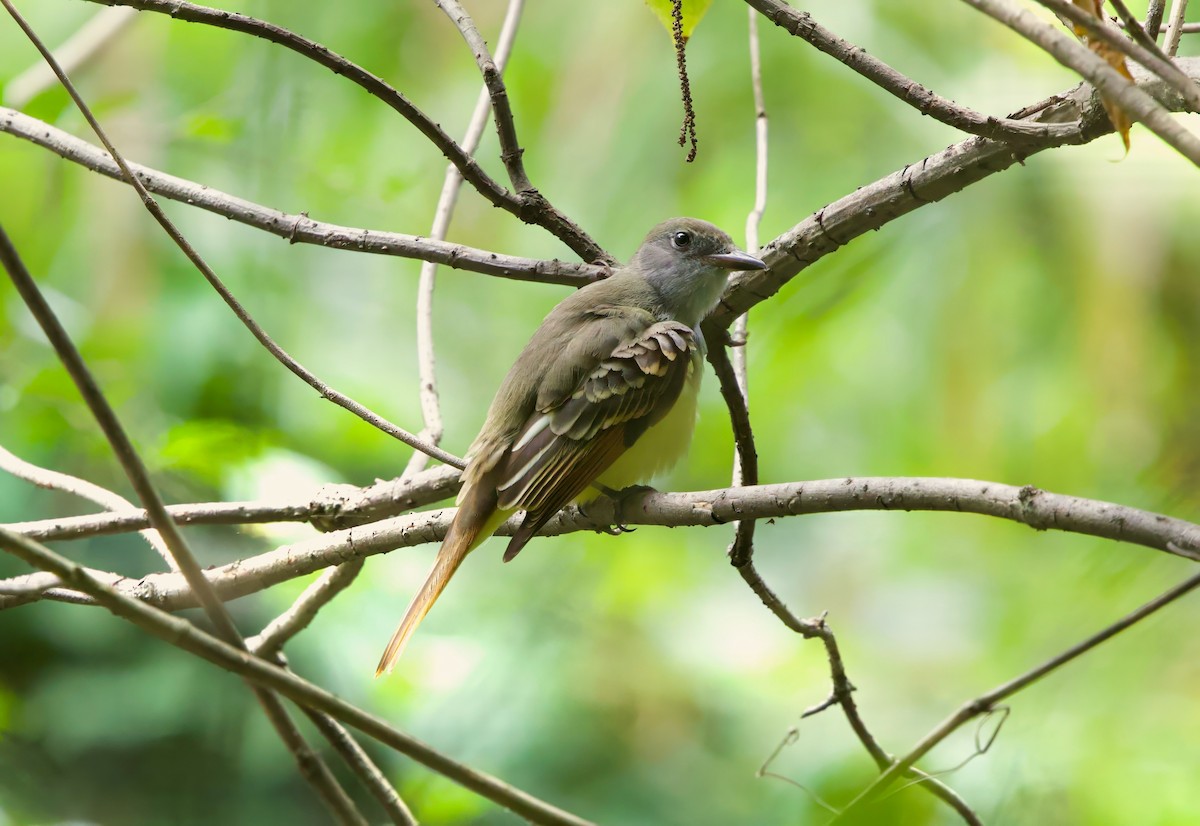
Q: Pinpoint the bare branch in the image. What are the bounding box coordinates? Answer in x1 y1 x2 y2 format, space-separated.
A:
77 0 610 263
1109 0 1185 76
1032 0 1200 112
715 6 772 570
4 464 463 543
710 57 1200 327
0 216 365 825
1116 17 1200 34
0 443 176 570
0 107 601 287
302 705 419 826
960 0 1200 162
702 330 759 565
836 568 1200 819
743 0 1079 144
0 570 63 597
0 526 596 826
433 0 531 192
739 569 982 824
13 477 1197 612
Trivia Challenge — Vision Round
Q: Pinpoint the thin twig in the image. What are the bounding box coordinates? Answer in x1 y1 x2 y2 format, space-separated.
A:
1110 3 1200 37
0 443 176 570
10 476 1197 612
0 570 63 596
719 6 771 569
406 0 526 478
77 0 610 263
743 0 1079 144
836 568 1200 820
433 0 532 193
0 526 596 826
1163 0 1191 55
738 565 982 824
302 706 419 826
700 326 759 567
4 6 137 107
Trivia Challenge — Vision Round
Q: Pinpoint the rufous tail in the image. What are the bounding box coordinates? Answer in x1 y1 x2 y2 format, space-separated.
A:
375 482 503 676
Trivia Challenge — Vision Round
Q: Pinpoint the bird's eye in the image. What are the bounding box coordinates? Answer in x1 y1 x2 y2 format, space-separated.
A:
671 231 692 249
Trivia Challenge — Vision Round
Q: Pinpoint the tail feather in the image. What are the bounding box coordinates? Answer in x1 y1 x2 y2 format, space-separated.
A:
375 482 503 676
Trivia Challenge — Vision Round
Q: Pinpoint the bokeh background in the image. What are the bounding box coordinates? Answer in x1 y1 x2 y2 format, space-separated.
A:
2 1 1199 823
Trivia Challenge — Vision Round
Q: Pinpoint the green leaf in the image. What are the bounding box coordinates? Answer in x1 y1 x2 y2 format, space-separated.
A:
644 0 714 40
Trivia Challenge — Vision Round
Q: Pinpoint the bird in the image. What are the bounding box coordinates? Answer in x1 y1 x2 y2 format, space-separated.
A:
376 217 765 675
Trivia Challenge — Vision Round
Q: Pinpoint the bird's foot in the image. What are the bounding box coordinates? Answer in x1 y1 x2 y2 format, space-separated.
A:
590 483 657 534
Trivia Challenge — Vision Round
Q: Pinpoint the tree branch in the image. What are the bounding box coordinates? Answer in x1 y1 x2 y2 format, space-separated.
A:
710 56 1200 327
0 218 364 822
434 0 530 193
77 0 610 262
960 0 1200 163
0 526 597 826
247 560 364 658
743 0 1080 144
1145 0 1169 40
9 477 1196 612
0 442 176 570
1032 0 1200 113
302 704 418 826
1163 0 1191 56
0 107 600 286
2 464 463 543
836 567 1200 819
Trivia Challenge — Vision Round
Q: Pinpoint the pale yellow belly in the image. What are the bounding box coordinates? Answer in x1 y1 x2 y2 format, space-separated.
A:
590 368 701 495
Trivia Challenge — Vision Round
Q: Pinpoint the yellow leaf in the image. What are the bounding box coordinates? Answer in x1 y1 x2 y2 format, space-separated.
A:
1067 0 1133 151
644 0 714 41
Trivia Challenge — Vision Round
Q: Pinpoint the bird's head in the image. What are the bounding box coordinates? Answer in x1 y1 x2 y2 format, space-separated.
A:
631 217 765 326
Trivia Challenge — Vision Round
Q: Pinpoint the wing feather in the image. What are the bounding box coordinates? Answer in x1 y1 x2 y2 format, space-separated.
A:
495 319 699 560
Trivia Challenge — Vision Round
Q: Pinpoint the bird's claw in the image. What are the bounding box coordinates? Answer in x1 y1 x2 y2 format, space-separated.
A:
603 483 658 534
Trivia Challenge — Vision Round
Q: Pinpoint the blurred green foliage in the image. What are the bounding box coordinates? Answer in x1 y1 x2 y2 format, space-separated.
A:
1 1 1199 824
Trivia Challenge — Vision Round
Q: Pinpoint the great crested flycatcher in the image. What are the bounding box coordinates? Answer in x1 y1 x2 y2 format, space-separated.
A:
376 217 765 674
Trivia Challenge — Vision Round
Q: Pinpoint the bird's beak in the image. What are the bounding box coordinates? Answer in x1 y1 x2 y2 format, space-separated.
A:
704 250 766 271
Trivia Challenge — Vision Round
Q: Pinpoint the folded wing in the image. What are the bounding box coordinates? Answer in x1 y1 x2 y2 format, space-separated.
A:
496 319 699 560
